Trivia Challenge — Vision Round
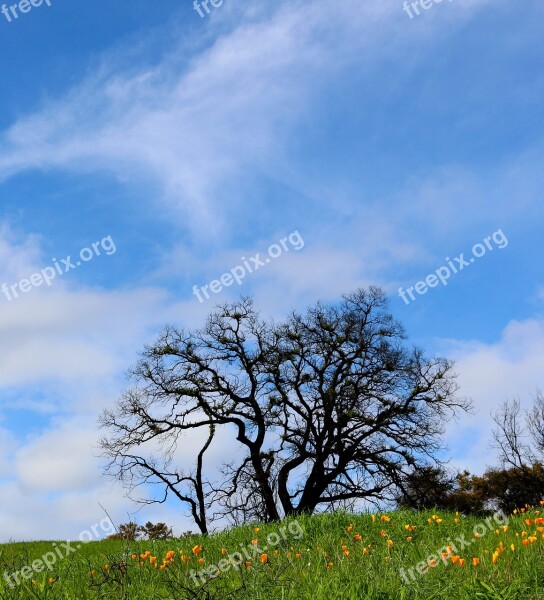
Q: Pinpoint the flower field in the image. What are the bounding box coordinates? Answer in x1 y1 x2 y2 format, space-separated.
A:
2 506 544 599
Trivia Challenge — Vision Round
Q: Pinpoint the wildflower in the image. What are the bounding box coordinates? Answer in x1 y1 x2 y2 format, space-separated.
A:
165 551 175 561
149 557 157 565
326 562 334 569
458 558 466 567
510 544 515 552
353 534 362 542
492 552 499 564
245 561 252 568
254 527 260 534
192 545 203 556
525 519 533 526
221 547 227 555
131 554 138 560
347 524 354 532
380 515 390 522
251 539 259 546
260 554 268 564
295 553 301 559
472 558 480 566
372 515 376 523
386 540 394 549
198 558 205 565
450 555 459 564
406 536 412 543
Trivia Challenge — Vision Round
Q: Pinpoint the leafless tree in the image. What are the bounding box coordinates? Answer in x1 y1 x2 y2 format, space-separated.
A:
267 288 469 515
492 390 544 469
100 288 469 529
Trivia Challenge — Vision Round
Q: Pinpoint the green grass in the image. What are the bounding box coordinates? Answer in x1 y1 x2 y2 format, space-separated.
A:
1 507 544 599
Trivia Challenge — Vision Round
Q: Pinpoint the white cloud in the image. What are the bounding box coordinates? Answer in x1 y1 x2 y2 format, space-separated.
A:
15 420 99 493
443 317 544 474
0 287 168 388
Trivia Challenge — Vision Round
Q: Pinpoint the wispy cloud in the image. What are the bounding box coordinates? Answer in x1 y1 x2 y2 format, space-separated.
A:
0 0 493 237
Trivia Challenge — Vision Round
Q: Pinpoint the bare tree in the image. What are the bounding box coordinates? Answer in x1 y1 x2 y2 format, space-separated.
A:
492 390 544 469
268 288 469 515
100 288 470 529
527 391 544 456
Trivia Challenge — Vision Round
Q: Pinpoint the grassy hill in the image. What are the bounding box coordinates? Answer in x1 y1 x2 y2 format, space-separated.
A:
1 506 544 599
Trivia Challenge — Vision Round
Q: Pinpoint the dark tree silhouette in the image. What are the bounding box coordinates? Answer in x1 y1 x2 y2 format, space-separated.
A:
100 287 469 529
396 466 457 510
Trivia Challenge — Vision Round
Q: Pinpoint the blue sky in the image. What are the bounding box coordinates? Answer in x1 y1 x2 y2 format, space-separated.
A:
0 0 543 540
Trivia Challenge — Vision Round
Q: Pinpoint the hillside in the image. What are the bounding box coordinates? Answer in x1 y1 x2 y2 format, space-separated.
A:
2 507 544 599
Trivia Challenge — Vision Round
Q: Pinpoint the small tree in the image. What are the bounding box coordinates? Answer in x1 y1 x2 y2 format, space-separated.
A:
107 522 140 541
396 466 456 510
139 522 172 540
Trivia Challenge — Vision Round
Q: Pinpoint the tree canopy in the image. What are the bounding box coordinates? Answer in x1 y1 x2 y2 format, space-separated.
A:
100 287 469 532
